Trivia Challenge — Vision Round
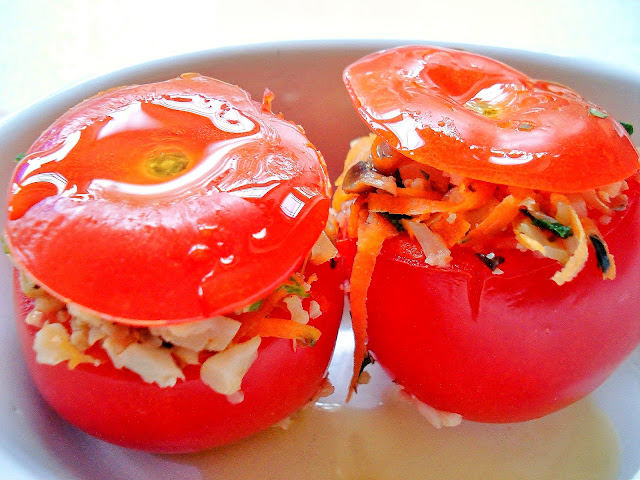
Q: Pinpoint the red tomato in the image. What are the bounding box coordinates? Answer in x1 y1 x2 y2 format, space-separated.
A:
343 45 639 192
340 45 640 422
7 75 343 451
6 74 330 323
339 179 640 422
14 260 343 453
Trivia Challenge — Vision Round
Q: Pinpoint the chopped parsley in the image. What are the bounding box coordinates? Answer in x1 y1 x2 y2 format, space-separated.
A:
14 153 25 162
520 208 573 239
620 121 634 135
247 299 263 312
281 278 309 298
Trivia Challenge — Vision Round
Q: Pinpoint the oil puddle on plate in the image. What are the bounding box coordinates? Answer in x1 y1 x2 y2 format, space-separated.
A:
171 386 618 480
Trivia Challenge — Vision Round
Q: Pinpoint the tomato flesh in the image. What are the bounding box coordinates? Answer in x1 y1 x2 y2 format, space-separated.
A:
343 45 639 192
14 260 344 453
6 74 330 324
339 181 640 422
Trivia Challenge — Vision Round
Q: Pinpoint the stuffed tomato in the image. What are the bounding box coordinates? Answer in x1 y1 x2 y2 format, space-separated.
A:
6 74 344 452
336 45 640 423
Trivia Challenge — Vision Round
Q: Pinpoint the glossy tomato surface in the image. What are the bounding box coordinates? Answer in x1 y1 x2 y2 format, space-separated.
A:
6 74 330 325
343 45 639 192
340 181 640 423
14 260 343 453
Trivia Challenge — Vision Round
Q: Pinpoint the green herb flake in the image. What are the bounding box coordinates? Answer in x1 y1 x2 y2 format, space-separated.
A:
620 122 634 135
14 153 25 163
589 235 611 274
281 279 309 298
379 212 412 232
518 122 534 131
247 299 263 312
588 107 609 119
520 208 573 239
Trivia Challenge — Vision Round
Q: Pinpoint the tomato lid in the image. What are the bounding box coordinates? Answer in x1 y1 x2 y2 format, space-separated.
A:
6 74 330 325
343 45 639 192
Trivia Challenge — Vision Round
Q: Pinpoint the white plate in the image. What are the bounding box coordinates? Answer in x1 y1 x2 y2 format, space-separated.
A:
1 40 639 480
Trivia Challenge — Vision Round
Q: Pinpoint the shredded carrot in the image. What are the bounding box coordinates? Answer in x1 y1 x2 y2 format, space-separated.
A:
464 194 524 245
235 316 321 346
232 270 321 345
331 186 356 212
251 287 289 318
347 195 366 239
337 135 632 400
395 187 442 199
348 212 398 399
429 213 471 247
368 194 445 215
449 180 496 211
368 181 494 216
550 199 588 286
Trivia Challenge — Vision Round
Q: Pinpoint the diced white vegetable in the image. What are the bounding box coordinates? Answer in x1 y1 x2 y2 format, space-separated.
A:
402 220 451 267
25 309 45 327
103 339 184 388
399 389 463 429
67 303 104 328
200 337 261 396
150 316 241 352
308 300 322 320
310 230 338 265
172 346 200 366
33 322 98 368
34 295 64 313
284 295 310 325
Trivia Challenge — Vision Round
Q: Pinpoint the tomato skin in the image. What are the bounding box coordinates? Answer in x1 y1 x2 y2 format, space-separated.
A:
6 74 331 324
343 45 639 192
14 260 344 453
339 182 640 423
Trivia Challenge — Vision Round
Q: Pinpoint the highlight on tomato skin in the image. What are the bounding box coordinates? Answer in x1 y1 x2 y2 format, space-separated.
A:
337 45 640 423
6 74 345 452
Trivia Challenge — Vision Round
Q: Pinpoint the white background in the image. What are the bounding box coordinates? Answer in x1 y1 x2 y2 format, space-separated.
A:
1 0 639 118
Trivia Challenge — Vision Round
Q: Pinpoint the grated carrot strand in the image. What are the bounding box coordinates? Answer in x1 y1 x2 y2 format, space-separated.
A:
348 211 398 399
